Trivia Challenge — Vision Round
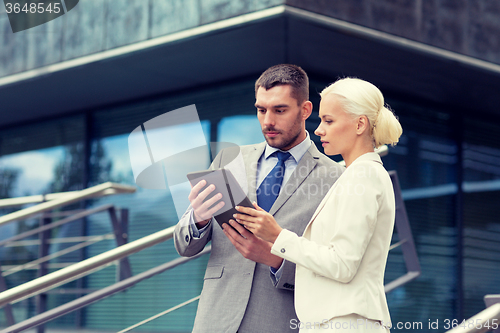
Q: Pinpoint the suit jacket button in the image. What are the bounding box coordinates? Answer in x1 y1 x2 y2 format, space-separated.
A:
280 248 285 253
185 235 190 243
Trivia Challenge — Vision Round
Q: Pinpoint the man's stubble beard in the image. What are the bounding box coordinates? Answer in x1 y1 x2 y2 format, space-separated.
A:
264 115 303 150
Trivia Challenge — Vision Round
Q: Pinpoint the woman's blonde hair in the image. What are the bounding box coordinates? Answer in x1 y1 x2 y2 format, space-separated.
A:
320 77 403 148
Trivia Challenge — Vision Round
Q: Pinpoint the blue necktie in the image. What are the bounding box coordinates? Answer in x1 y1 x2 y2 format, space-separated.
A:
257 151 291 212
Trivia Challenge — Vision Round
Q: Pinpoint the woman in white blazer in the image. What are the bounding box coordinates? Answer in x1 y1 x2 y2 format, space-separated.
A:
229 78 403 332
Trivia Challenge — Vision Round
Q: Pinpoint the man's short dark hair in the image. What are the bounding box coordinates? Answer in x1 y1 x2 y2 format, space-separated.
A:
255 64 309 105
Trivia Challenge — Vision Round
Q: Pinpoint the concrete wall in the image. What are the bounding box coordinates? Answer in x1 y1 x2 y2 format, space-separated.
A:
0 0 283 77
1 0 499 78
287 0 500 64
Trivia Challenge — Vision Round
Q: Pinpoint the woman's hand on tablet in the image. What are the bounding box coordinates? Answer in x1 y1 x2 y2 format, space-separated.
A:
232 202 282 243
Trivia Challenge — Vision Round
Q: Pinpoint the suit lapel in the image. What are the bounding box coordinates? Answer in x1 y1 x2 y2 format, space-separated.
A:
244 142 266 204
269 144 320 215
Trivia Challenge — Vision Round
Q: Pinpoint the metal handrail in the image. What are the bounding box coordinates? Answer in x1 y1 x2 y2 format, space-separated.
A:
0 182 136 228
117 295 202 333
445 303 500 333
0 246 211 333
1 262 102 271
2 234 115 247
2 234 114 277
0 192 80 209
0 182 135 330
0 204 115 248
0 225 176 308
0 184 135 210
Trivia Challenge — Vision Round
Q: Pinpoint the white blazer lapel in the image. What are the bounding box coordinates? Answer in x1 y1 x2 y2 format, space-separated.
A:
303 182 336 232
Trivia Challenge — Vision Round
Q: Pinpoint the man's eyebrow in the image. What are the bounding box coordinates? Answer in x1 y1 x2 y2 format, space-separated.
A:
273 104 289 108
254 104 290 109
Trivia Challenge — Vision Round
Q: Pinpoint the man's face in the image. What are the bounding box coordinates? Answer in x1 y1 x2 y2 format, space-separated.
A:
255 85 308 151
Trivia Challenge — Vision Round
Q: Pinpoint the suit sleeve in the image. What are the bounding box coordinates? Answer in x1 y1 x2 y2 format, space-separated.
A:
173 150 224 257
273 259 297 290
271 163 382 283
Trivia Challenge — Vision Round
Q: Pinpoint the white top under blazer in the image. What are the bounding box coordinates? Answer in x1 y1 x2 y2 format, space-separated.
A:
271 152 395 327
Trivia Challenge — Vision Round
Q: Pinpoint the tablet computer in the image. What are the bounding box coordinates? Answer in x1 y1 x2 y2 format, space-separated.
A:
187 169 253 230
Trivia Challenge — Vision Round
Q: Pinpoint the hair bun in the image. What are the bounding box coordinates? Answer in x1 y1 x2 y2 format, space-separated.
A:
373 106 402 148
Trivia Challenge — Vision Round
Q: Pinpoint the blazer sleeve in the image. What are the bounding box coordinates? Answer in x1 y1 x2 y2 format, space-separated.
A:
271 163 383 283
173 210 213 257
173 149 225 257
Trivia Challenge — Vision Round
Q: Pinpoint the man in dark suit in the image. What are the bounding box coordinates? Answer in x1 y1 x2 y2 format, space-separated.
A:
174 64 344 332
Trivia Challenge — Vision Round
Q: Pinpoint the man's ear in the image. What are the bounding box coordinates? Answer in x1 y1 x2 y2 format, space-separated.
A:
301 101 313 120
356 115 369 135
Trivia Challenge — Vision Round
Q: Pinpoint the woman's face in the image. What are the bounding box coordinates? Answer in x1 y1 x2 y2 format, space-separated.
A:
314 94 358 157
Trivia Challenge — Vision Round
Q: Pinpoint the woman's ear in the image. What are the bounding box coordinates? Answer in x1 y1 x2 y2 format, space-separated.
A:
356 115 369 135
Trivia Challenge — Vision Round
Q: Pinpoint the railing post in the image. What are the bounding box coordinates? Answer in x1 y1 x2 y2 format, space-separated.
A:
75 212 87 329
36 212 51 333
120 209 129 245
108 207 132 281
384 171 421 293
0 261 15 326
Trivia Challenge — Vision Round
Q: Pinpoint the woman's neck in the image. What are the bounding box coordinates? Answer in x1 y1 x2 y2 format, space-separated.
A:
342 141 374 167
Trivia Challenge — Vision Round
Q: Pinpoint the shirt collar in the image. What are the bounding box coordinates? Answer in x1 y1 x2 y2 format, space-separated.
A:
263 131 312 163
